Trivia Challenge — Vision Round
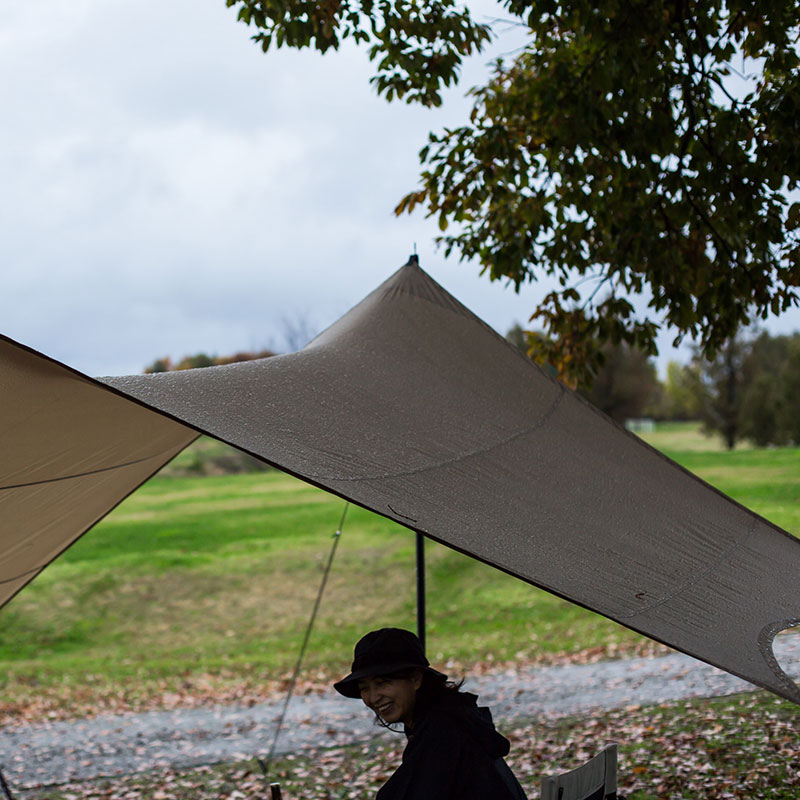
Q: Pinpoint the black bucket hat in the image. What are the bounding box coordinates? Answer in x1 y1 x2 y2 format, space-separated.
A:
333 627 447 698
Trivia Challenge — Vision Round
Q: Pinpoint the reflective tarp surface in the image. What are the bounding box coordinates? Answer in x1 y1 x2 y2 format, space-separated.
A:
2 262 799 702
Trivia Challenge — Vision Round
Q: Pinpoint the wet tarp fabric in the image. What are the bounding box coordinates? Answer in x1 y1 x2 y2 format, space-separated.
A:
2 262 799 704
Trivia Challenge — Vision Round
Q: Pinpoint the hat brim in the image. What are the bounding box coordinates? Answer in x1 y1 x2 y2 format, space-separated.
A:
333 663 448 698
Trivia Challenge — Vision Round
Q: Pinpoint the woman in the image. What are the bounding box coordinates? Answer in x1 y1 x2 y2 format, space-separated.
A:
334 627 528 800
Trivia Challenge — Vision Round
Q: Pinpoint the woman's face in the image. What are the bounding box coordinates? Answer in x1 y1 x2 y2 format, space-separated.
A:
358 671 422 726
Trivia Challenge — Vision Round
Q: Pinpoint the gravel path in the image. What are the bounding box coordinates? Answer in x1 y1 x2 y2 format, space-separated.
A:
2 639 798 791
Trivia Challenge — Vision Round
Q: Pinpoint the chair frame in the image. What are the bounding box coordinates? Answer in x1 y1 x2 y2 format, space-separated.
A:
540 743 618 800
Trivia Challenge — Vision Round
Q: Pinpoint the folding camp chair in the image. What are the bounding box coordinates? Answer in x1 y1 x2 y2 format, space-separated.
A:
540 743 618 800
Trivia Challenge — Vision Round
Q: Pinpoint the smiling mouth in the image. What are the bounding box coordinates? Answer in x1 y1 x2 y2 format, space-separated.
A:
377 703 393 716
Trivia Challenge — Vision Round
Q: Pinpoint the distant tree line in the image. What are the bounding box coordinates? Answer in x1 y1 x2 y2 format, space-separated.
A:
143 349 276 374
507 325 800 450
141 349 280 478
679 330 800 450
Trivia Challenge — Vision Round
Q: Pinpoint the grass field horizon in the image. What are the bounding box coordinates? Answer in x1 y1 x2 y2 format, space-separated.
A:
1 421 798 718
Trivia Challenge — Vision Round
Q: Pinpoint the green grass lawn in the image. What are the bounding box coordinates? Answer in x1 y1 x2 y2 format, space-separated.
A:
1 422 798 716
638 421 800 534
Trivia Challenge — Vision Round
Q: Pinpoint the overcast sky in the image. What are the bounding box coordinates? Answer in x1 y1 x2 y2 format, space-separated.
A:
2 1 798 377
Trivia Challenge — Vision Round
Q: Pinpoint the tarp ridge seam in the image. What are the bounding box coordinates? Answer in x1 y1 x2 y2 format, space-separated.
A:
0 453 169 492
0 565 41 585
299 386 566 483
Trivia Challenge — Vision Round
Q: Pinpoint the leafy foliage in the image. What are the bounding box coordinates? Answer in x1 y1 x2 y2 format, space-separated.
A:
688 330 750 449
680 329 800 448
577 342 662 423
507 324 661 411
661 360 704 420
225 0 491 106
226 0 800 383
397 0 800 383
738 332 800 446
143 349 276 373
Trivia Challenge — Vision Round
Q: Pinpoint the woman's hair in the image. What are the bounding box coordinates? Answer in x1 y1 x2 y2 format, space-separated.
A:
372 668 464 731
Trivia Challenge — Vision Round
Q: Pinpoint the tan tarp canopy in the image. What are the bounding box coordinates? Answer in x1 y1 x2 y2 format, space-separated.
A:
2 260 799 703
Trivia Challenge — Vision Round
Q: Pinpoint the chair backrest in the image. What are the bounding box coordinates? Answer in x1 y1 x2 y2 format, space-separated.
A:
540 743 618 800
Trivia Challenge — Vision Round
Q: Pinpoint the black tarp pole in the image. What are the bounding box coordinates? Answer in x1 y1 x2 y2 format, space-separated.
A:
416 531 426 653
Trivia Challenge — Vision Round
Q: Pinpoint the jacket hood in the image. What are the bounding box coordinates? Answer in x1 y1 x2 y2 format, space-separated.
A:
416 690 510 759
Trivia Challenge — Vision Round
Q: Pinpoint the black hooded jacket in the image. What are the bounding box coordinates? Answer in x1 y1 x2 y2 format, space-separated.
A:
375 690 527 800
